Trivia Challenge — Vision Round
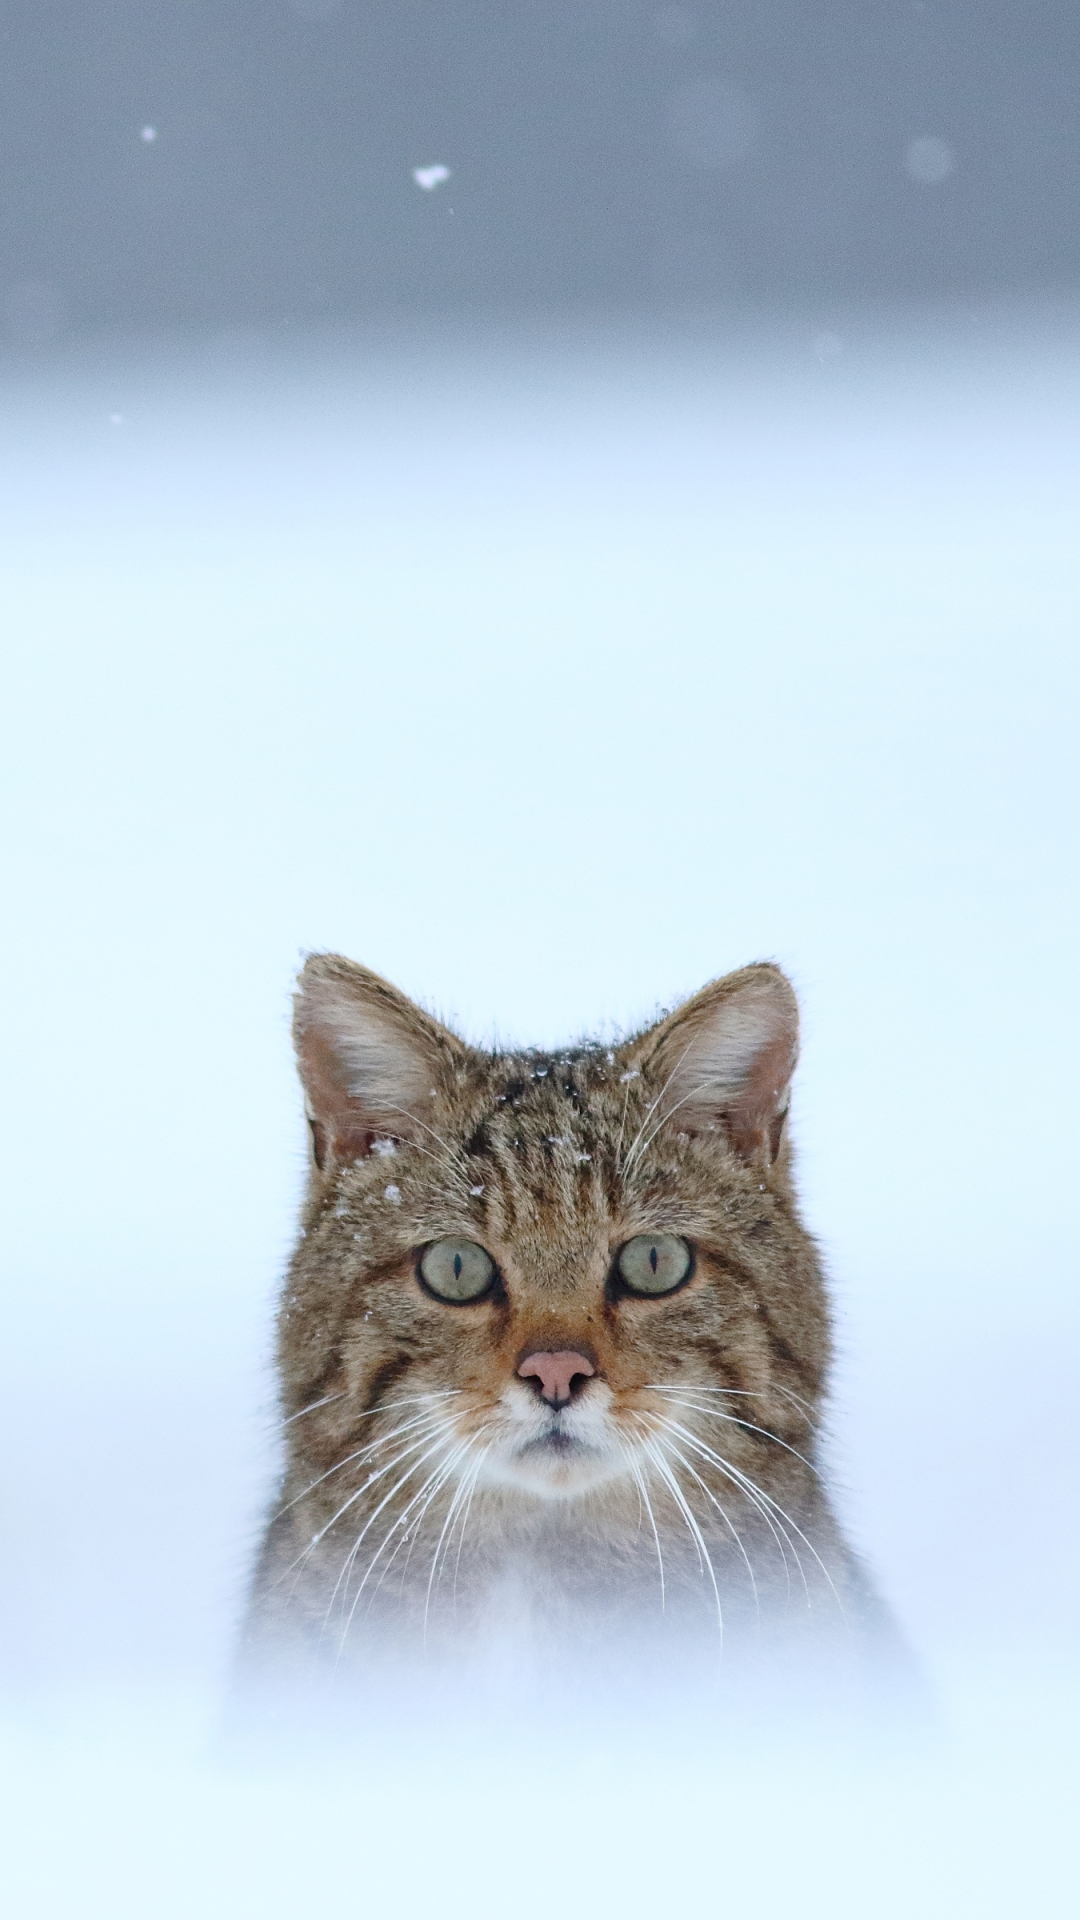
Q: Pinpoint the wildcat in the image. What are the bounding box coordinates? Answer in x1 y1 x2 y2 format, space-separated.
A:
242 954 898 1687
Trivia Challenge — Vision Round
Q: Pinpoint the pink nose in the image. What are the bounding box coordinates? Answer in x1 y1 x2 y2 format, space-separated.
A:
517 1350 596 1408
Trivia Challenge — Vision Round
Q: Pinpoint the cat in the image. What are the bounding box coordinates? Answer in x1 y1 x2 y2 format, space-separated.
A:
241 952 901 1694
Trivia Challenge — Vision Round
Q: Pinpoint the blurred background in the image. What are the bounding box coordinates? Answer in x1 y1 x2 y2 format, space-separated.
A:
1 6 1078 1917
3 0 1080 340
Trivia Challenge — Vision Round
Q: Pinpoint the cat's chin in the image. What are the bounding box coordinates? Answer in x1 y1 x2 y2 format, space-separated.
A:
477 1381 630 1498
481 1434 627 1499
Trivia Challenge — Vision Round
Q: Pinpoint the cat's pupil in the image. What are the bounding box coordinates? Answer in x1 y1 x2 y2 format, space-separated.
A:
649 1245 658 1273
453 1253 463 1279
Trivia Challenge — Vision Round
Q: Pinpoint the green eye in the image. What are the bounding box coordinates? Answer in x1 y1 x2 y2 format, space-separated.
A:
419 1238 497 1303
616 1233 693 1297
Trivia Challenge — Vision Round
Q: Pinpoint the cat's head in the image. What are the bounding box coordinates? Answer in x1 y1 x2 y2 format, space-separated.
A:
279 956 828 1508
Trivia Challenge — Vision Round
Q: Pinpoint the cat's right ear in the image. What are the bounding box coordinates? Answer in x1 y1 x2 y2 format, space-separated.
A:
292 955 463 1172
638 962 799 1165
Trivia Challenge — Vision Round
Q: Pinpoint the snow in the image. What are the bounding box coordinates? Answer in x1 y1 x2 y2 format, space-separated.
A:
1 303 1077 1916
904 135 955 184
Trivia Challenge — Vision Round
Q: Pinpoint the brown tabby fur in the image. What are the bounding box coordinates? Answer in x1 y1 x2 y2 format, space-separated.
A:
243 955 890 1675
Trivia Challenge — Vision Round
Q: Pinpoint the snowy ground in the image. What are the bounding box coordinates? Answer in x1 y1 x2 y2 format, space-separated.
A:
1 305 1078 1916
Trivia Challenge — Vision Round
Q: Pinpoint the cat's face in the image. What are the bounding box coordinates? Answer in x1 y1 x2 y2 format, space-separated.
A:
279 957 829 1529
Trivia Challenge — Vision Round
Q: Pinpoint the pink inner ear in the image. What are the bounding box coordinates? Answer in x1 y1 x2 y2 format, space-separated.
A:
650 968 799 1165
307 1113 376 1170
292 955 461 1176
298 1026 381 1167
722 1021 796 1160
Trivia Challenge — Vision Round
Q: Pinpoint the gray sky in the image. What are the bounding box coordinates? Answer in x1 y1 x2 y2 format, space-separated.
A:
3 0 1079 344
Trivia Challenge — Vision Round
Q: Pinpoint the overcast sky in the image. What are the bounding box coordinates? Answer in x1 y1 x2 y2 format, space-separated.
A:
3 1 1080 345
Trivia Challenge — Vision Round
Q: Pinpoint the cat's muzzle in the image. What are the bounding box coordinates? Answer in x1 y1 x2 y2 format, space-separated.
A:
484 1377 626 1498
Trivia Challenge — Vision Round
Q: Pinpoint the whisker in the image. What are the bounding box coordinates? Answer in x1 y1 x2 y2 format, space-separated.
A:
628 1454 646 1538
346 1445 466 1621
387 1451 470 1598
639 1410 798 1598
636 1429 723 1638
435 1434 493 1606
274 1406 458 1520
321 1426 462 1630
370 1430 484 1611
451 1441 493 1604
613 1081 631 1175
340 1435 477 1642
653 1432 760 1613
330 1510 434 1641
770 1381 819 1426
619 1039 697 1179
282 1391 345 1425
374 1105 471 1185
645 1380 817 1428
624 1062 766 1176
373 1390 463 1411
423 1429 493 1636
641 1382 810 1443
645 1388 821 1477
620 1442 665 1609
275 1418 459 1587
647 1412 843 1615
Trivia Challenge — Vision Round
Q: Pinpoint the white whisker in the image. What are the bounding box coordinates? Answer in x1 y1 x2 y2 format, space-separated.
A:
645 1379 817 1428
276 1417 459 1587
451 1441 493 1604
769 1381 819 1426
646 1387 821 1477
620 1441 665 1609
645 1411 844 1615
375 1105 471 1185
619 1038 697 1178
654 1431 760 1613
640 1410 801 1598
613 1080 631 1174
623 1080 710 1174
282 1391 346 1425
423 1429 493 1636
342 1442 468 1628
275 1406 458 1521
373 1434 479 1609
322 1425 462 1632
435 1437 492 1606
637 1429 723 1638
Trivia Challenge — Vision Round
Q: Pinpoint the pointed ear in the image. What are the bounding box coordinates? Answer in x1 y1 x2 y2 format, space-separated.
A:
292 954 463 1171
642 964 799 1164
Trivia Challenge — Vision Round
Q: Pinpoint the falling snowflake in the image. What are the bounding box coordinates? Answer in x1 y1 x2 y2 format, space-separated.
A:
413 164 451 191
904 136 955 185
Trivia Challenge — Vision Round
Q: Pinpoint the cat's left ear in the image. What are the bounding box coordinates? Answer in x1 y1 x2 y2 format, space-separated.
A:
640 963 799 1163
293 953 464 1173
